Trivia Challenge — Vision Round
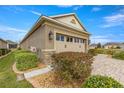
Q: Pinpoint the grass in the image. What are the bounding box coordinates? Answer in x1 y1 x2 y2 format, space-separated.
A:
0 51 33 88
112 51 124 60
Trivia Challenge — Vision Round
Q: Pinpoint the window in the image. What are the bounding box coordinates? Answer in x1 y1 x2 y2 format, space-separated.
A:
70 37 73 42
80 39 85 43
74 38 79 43
56 34 64 41
66 36 70 42
56 34 60 41
80 39 83 43
76 38 79 43
61 35 64 41
66 36 73 42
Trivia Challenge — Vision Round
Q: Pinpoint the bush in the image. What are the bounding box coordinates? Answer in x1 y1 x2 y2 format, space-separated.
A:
106 49 115 55
18 47 21 50
88 49 97 56
15 52 38 71
81 75 123 88
0 49 11 56
112 51 124 60
52 52 93 83
95 48 105 54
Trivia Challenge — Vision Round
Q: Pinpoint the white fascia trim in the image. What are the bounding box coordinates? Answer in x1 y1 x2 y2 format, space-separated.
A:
50 13 75 18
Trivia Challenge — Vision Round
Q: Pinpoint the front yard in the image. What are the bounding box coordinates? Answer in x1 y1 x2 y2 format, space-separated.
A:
0 51 33 88
0 49 124 88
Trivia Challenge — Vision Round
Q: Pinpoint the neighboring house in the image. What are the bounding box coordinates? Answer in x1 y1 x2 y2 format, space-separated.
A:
20 13 90 63
119 43 124 50
89 44 97 49
104 42 119 49
0 38 7 49
6 40 18 49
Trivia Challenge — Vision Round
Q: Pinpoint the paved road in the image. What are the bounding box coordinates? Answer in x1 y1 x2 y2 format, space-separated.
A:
92 54 124 85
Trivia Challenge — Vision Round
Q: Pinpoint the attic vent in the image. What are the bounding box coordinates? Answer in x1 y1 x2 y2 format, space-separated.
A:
71 19 76 24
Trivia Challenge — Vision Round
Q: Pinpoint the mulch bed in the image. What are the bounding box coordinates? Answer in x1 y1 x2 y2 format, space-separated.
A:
27 71 82 88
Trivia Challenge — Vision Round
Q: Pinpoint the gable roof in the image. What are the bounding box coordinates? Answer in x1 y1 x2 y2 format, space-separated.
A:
6 40 17 44
20 13 90 44
104 42 120 46
90 44 98 47
50 13 87 32
0 38 7 43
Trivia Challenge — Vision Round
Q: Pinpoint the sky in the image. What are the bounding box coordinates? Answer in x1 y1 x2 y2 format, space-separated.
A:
0 5 124 44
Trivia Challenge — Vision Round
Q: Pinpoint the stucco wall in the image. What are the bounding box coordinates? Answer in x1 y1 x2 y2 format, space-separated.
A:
0 40 7 49
54 28 88 53
54 15 84 30
44 22 89 53
44 25 55 49
20 24 46 59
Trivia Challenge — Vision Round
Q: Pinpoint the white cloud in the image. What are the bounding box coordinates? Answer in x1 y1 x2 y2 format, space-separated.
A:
104 14 124 22
2 6 25 13
101 13 124 28
30 10 41 16
90 35 112 44
73 5 83 11
92 7 101 12
0 24 27 42
0 25 26 33
2 6 42 16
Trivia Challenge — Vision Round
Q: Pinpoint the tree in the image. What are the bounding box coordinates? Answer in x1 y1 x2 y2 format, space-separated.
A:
97 43 101 48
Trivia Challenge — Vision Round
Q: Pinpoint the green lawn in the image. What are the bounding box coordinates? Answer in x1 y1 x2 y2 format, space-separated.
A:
0 51 33 88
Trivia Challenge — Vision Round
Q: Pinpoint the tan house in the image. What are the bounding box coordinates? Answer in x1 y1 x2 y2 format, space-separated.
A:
6 40 18 49
0 38 7 49
104 42 119 49
89 44 98 49
20 13 90 63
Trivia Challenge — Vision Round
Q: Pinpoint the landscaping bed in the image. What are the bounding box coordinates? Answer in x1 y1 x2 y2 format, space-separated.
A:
27 71 81 88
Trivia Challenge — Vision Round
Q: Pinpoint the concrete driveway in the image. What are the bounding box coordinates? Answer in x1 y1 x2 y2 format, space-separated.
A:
92 54 124 85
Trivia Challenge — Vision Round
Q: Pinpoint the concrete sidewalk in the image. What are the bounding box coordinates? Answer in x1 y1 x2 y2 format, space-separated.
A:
24 65 52 79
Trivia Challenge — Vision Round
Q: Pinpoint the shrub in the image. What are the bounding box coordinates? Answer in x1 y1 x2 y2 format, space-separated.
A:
52 52 93 83
106 49 115 55
18 47 21 50
0 49 11 56
15 52 38 71
95 48 105 54
88 49 97 56
81 75 123 88
112 51 124 60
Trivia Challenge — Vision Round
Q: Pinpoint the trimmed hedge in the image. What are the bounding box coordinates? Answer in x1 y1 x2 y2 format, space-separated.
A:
81 75 123 88
112 51 124 60
88 49 116 56
15 52 38 71
52 52 93 83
